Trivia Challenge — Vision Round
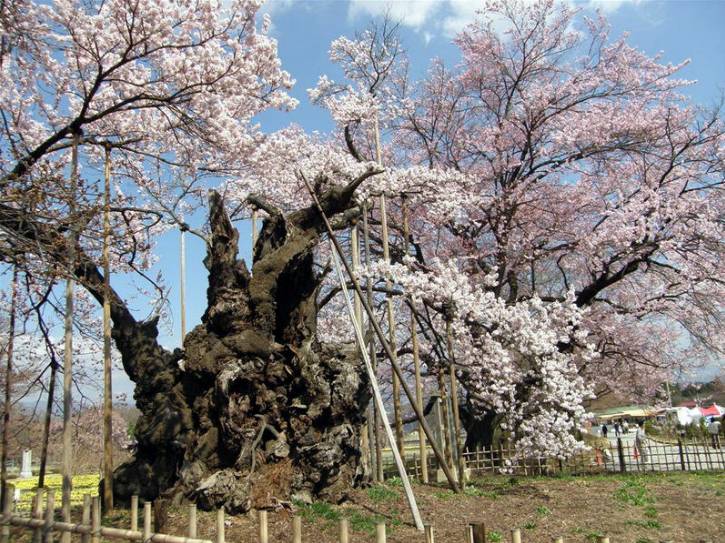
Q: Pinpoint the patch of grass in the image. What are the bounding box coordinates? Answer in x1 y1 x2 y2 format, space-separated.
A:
585 530 605 542
488 530 502 542
643 506 658 519
625 519 662 530
433 490 455 501
535 505 551 517
366 484 399 503
523 521 536 530
635 539 654 543
463 485 499 499
614 479 654 507
386 477 403 488
349 510 400 534
295 501 341 523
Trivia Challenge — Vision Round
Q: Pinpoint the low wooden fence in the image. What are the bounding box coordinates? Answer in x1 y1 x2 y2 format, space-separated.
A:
0 484 613 543
390 437 724 480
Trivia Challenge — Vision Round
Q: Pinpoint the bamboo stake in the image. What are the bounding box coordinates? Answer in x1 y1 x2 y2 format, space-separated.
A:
130 496 138 532
61 133 80 543
339 518 349 543
446 319 466 485
91 497 100 543
32 488 44 543
80 495 90 543
375 522 386 543
143 502 151 541
102 145 114 512
329 241 424 530
511 529 522 543
42 491 54 543
402 197 428 483
424 525 435 543
301 175 460 493
437 372 454 472
258 510 268 543
292 515 302 543
216 509 225 543
362 202 383 482
188 504 197 538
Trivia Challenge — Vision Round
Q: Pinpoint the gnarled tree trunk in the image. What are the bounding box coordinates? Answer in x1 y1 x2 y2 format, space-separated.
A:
110 187 372 513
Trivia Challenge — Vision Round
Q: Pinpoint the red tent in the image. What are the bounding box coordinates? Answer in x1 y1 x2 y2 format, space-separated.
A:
699 404 723 417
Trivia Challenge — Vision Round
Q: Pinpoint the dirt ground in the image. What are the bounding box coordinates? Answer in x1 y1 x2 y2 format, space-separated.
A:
8 471 724 542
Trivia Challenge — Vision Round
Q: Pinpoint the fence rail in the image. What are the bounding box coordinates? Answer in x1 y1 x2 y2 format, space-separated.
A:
387 436 724 480
1 484 611 543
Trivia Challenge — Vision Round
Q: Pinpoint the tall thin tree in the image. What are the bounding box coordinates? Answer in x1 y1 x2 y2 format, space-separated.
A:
0 265 19 510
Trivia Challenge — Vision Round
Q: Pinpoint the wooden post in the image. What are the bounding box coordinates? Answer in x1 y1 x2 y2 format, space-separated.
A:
101 144 115 513
180 225 187 340
292 515 302 543
554 538 564 543
511 528 522 543
362 202 384 483
424 524 435 543
470 523 486 543
437 372 454 473
216 508 225 543
42 491 54 543
61 133 81 543
1 483 13 543
0 270 18 512
91 496 101 543
597 537 609 543
188 504 197 538
33 487 45 543
258 510 268 543
446 318 465 486
339 518 349 543
617 438 626 473
130 495 138 532
376 522 386 543
143 502 152 541
80 495 90 543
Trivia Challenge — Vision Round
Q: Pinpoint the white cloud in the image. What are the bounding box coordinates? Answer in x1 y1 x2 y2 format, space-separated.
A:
347 0 444 30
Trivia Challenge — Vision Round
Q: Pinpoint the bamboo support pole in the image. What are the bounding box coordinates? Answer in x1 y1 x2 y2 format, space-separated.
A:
216 509 224 543
554 537 564 543
61 133 80 543
258 510 268 543
102 145 114 512
362 202 384 482
180 227 187 339
33 487 44 543
424 525 434 543
302 175 460 494
470 523 486 543
402 197 428 483
81 495 90 543
329 241 424 530
446 319 465 484
292 515 302 543
130 496 138 532
437 372 454 472
188 505 197 538
511 529 521 543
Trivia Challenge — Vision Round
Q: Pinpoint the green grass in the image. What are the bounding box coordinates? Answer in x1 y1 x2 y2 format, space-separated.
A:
535 505 551 516
488 530 502 542
366 484 399 503
625 519 662 530
293 500 401 535
523 521 536 530
584 530 605 542
613 479 655 507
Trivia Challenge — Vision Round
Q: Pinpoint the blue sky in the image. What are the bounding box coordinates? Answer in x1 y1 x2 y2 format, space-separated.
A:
107 0 725 395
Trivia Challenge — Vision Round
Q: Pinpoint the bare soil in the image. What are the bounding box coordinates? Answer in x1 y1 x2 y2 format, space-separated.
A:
8 471 724 542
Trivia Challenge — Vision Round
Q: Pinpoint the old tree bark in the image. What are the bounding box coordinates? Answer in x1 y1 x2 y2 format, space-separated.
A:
1 173 376 513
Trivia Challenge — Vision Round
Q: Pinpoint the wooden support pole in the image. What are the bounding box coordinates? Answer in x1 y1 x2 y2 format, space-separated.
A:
258 510 268 543
339 518 349 543
511 529 521 543
362 201 383 482
102 144 114 513
143 502 152 542
80 495 90 543
470 523 486 543
554 538 564 543
302 175 460 493
61 133 80 543
292 515 302 543
91 497 100 543
424 525 435 543
617 438 626 473
130 495 138 532
33 487 44 543
446 319 465 485
402 196 428 483
597 537 609 543
329 242 424 530
188 504 197 538
375 522 386 543
0 270 18 512
216 509 225 543
437 372 454 472
379 193 405 458
180 226 187 340
42 491 54 543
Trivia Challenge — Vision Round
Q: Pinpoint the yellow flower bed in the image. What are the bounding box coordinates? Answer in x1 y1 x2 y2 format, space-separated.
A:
10 473 100 512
